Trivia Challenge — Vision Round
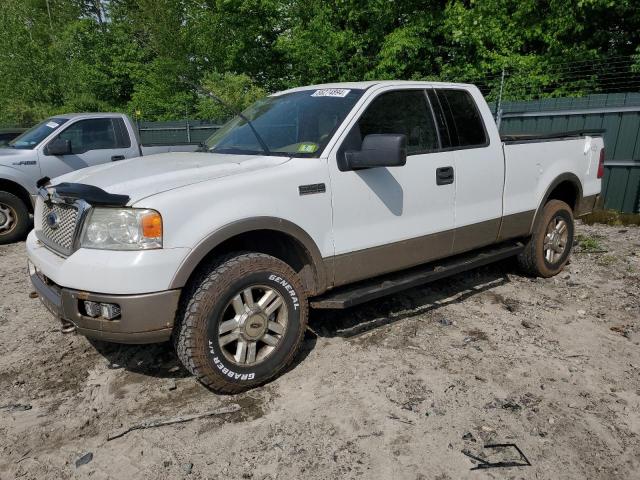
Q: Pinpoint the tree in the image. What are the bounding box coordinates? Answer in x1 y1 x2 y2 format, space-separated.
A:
195 72 267 120
1 0 639 126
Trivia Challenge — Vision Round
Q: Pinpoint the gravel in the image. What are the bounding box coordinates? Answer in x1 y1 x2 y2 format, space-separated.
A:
0 222 638 479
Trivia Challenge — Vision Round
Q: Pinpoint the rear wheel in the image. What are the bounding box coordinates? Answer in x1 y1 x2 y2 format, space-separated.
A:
517 199 574 277
174 252 308 393
0 191 31 245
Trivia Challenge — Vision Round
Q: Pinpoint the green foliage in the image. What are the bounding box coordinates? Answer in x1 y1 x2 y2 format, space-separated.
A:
582 209 640 226
1 0 639 126
196 72 267 121
575 234 604 252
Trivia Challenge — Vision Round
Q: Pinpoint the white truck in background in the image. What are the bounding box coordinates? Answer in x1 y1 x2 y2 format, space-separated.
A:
26 81 603 393
0 113 200 244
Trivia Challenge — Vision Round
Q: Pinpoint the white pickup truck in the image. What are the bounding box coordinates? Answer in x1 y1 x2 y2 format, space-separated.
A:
26 81 603 393
0 113 200 244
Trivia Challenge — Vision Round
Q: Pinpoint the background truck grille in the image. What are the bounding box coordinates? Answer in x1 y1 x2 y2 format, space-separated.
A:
40 202 79 254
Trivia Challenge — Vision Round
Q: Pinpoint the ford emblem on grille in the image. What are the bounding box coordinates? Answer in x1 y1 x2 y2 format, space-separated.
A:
45 211 60 230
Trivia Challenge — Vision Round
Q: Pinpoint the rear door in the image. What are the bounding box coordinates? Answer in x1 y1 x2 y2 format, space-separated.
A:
40 117 137 178
429 88 504 253
328 87 456 286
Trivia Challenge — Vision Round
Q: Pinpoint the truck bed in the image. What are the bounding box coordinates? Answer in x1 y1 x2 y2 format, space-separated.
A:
501 131 603 221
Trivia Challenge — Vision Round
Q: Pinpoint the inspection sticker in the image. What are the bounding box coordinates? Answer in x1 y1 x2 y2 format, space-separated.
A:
45 121 59 129
297 143 318 153
311 88 351 98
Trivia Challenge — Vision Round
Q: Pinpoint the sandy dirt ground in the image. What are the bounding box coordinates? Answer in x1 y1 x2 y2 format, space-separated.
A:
1 222 639 480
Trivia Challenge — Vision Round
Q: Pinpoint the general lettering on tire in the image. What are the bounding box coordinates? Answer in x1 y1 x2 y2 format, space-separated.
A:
268 274 300 310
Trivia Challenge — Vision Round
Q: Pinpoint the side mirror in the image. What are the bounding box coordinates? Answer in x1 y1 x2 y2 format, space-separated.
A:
46 138 71 156
343 134 407 171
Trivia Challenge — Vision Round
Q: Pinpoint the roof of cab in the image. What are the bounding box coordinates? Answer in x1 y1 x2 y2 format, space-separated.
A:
49 112 128 120
273 80 474 96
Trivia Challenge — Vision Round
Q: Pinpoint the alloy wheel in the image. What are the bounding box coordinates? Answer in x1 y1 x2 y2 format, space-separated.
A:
543 216 569 264
217 285 288 366
0 203 16 234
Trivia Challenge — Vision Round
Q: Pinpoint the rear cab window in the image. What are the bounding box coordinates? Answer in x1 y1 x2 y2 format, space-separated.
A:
434 89 488 148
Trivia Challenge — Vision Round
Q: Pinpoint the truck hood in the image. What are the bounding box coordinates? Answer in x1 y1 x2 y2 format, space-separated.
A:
51 152 292 203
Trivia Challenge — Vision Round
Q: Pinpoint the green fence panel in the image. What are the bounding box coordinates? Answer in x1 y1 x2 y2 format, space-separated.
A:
601 113 622 161
622 166 640 213
566 115 585 131
601 168 612 200
614 113 640 160
603 166 631 211
583 113 604 131
136 120 221 145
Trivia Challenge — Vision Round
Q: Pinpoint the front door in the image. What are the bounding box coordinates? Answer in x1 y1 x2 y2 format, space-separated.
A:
39 117 135 179
328 87 456 286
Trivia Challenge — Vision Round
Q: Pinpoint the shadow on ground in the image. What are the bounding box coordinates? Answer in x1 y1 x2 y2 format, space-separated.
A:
89 259 516 382
308 259 515 339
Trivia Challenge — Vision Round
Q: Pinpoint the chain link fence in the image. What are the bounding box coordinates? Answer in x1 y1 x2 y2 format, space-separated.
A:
133 119 222 145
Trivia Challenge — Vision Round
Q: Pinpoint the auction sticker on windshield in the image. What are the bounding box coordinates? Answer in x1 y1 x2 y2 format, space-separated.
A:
311 89 351 98
46 121 59 129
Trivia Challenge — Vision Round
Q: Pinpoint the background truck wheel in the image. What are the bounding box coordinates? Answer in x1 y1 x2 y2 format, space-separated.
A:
0 191 31 245
174 252 308 393
517 199 574 277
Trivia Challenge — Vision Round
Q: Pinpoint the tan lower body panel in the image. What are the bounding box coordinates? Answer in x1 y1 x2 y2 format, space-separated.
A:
452 218 502 254
330 212 536 288
498 210 536 241
332 230 454 287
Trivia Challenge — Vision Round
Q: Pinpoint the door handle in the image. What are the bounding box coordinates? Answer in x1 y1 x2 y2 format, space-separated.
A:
111 155 125 161
436 166 454 185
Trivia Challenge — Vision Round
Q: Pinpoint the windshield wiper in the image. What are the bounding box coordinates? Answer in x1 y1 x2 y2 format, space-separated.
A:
187 80 271 156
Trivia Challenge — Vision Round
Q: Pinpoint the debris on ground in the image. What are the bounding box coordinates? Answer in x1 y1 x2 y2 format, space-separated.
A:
462 443 531 470
0 222 638 479
0 403 32 412
107 404 241 441
75 452 93 468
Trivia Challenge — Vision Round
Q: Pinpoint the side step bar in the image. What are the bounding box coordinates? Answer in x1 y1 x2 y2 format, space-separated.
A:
310 241 525 309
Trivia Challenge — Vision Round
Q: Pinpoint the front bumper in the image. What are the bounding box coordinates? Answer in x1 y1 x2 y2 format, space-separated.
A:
29 265 180 344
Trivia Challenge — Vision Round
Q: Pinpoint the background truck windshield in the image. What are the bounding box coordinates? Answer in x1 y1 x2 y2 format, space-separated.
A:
9 118 69 149
206 89 364 157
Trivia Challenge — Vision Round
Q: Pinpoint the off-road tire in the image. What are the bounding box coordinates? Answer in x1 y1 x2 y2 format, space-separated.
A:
0 191 31 245
174 252 308 393
517 199 574 277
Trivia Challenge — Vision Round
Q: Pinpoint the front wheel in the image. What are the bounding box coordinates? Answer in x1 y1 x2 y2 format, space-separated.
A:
0 191 31 245
517 199 574 277
174 252 308 393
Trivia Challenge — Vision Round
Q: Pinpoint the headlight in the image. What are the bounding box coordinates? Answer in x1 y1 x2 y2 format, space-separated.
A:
80 208 162 250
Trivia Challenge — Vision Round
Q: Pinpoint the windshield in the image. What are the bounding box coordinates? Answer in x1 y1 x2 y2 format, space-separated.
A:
9 117 69 149
206 88 364 156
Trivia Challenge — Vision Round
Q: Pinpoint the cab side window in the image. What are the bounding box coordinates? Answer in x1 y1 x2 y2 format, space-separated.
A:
354 90 439 155
436 89 488 147
58 119 119 154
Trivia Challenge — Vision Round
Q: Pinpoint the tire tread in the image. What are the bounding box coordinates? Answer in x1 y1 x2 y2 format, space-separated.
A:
517 200 573 277
174 252 308 394
0 191 31 244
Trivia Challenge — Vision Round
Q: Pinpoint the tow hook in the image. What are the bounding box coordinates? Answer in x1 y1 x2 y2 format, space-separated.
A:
60 319 76 334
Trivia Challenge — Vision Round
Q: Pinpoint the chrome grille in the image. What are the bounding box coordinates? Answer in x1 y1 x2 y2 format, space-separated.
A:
40 202 79 254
